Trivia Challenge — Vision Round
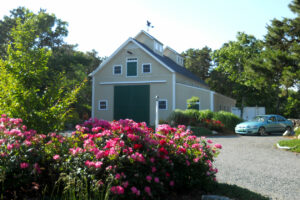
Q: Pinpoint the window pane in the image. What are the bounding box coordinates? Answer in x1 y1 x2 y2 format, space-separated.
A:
143 64 151 73
159 100 167 109
114 66 121 74
127 62 137 76
99 101 107 110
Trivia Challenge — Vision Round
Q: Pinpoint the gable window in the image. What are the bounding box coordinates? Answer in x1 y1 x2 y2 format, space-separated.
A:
127 58 137 76
158 99 168 110
113 65 122 75
177 56 183 65
154 42 163 52
98 100 108 110
142 64 151 73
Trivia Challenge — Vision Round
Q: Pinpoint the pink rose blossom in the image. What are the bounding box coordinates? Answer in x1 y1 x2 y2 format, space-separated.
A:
207 139 213 144
20 162 29 169
95 161 103 168
53 155 60 160
214 143 222 149
170 180 174 186
151 166 157 173
146 175 152 182
131 186 138 194
144 186 152 196
154 177 159 183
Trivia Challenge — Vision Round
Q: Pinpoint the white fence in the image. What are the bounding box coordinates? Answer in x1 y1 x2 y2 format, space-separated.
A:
231 107 265 121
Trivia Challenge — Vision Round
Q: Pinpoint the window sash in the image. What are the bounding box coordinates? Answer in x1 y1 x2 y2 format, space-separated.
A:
143 64 151 73
158 100 167 110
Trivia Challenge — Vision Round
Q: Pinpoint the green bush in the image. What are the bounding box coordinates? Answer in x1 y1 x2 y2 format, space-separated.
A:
167 109 193 126
212 111 243 131
198 110 214 120
167 109 243 131
0 114 221 199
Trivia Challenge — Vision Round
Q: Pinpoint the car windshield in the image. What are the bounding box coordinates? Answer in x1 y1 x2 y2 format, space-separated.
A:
250 116 267 122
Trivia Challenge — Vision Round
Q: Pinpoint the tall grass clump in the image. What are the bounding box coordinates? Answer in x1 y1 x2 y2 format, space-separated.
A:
212 111 243 131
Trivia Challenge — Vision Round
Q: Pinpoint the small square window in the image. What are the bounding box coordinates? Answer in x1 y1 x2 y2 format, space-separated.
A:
142 64 151 73
99 100 108 110
158 100 167 110
113 65 122 75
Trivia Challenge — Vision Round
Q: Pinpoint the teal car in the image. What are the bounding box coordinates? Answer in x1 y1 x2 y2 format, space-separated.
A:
235 115 293 136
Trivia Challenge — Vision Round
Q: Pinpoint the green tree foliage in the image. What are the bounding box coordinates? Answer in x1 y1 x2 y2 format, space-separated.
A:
210 32 268 115
182 46 212 81
0 11 82 133
246 0 300 115
0 7 68 58
0 7 102 125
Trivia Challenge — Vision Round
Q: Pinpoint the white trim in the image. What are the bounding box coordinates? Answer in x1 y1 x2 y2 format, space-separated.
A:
142 63 152 73
126 58 138 77
210 91 215 111
176 82 212 93
89 38 132 77
92 76 95 118
98 100 108 110
113 65 122 75
172 73 176 110
100 80 167 85
158 99 168 110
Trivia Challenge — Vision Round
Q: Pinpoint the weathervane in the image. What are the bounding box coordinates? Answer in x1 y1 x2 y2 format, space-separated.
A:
146 20 154 32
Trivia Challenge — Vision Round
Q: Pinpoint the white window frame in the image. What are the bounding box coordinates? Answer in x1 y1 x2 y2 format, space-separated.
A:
126 58 138 77
158 99 168 110
154 42 163 52
177 56 183 65
142 63 152 74
186 100 200 110
113 65 122 75
98 100 108 110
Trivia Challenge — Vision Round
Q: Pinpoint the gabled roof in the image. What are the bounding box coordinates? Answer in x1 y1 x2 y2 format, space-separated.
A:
90 33 207 86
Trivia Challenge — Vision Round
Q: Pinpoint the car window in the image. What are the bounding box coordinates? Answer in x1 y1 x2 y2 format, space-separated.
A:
277 116 286 122
251 116 266 122
269 116 277 122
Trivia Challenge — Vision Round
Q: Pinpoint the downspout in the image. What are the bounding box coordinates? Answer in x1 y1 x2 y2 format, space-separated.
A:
172 73 176 110
92 76 95 118
210 91 215 112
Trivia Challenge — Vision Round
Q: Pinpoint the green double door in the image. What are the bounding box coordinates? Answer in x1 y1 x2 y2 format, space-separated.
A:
114 85 150 124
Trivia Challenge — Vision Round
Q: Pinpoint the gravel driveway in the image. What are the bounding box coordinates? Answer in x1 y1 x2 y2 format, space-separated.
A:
208 134 300 200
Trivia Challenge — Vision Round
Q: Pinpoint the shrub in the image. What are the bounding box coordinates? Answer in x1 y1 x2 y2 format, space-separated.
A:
199 110 214 120
0 114 221 199
167 109 192 126
212 111 243 131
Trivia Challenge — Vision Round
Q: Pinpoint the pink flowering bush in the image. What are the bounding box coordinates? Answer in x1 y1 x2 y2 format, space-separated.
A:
0 114 221 199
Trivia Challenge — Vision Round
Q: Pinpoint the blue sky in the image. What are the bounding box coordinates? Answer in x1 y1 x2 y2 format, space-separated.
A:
0 0 296 57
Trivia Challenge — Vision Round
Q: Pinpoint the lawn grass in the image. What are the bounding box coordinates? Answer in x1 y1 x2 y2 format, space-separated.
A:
278 139 300 153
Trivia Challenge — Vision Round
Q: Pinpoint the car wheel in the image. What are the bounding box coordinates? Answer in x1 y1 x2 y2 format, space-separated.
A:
258 127 266 136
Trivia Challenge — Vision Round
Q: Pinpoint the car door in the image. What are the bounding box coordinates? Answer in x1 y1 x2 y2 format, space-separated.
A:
276 116 287 132
265 116 279 132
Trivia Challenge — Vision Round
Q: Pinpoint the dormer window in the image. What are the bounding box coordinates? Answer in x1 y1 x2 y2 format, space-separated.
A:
177 56 184 66
154 42 163 52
